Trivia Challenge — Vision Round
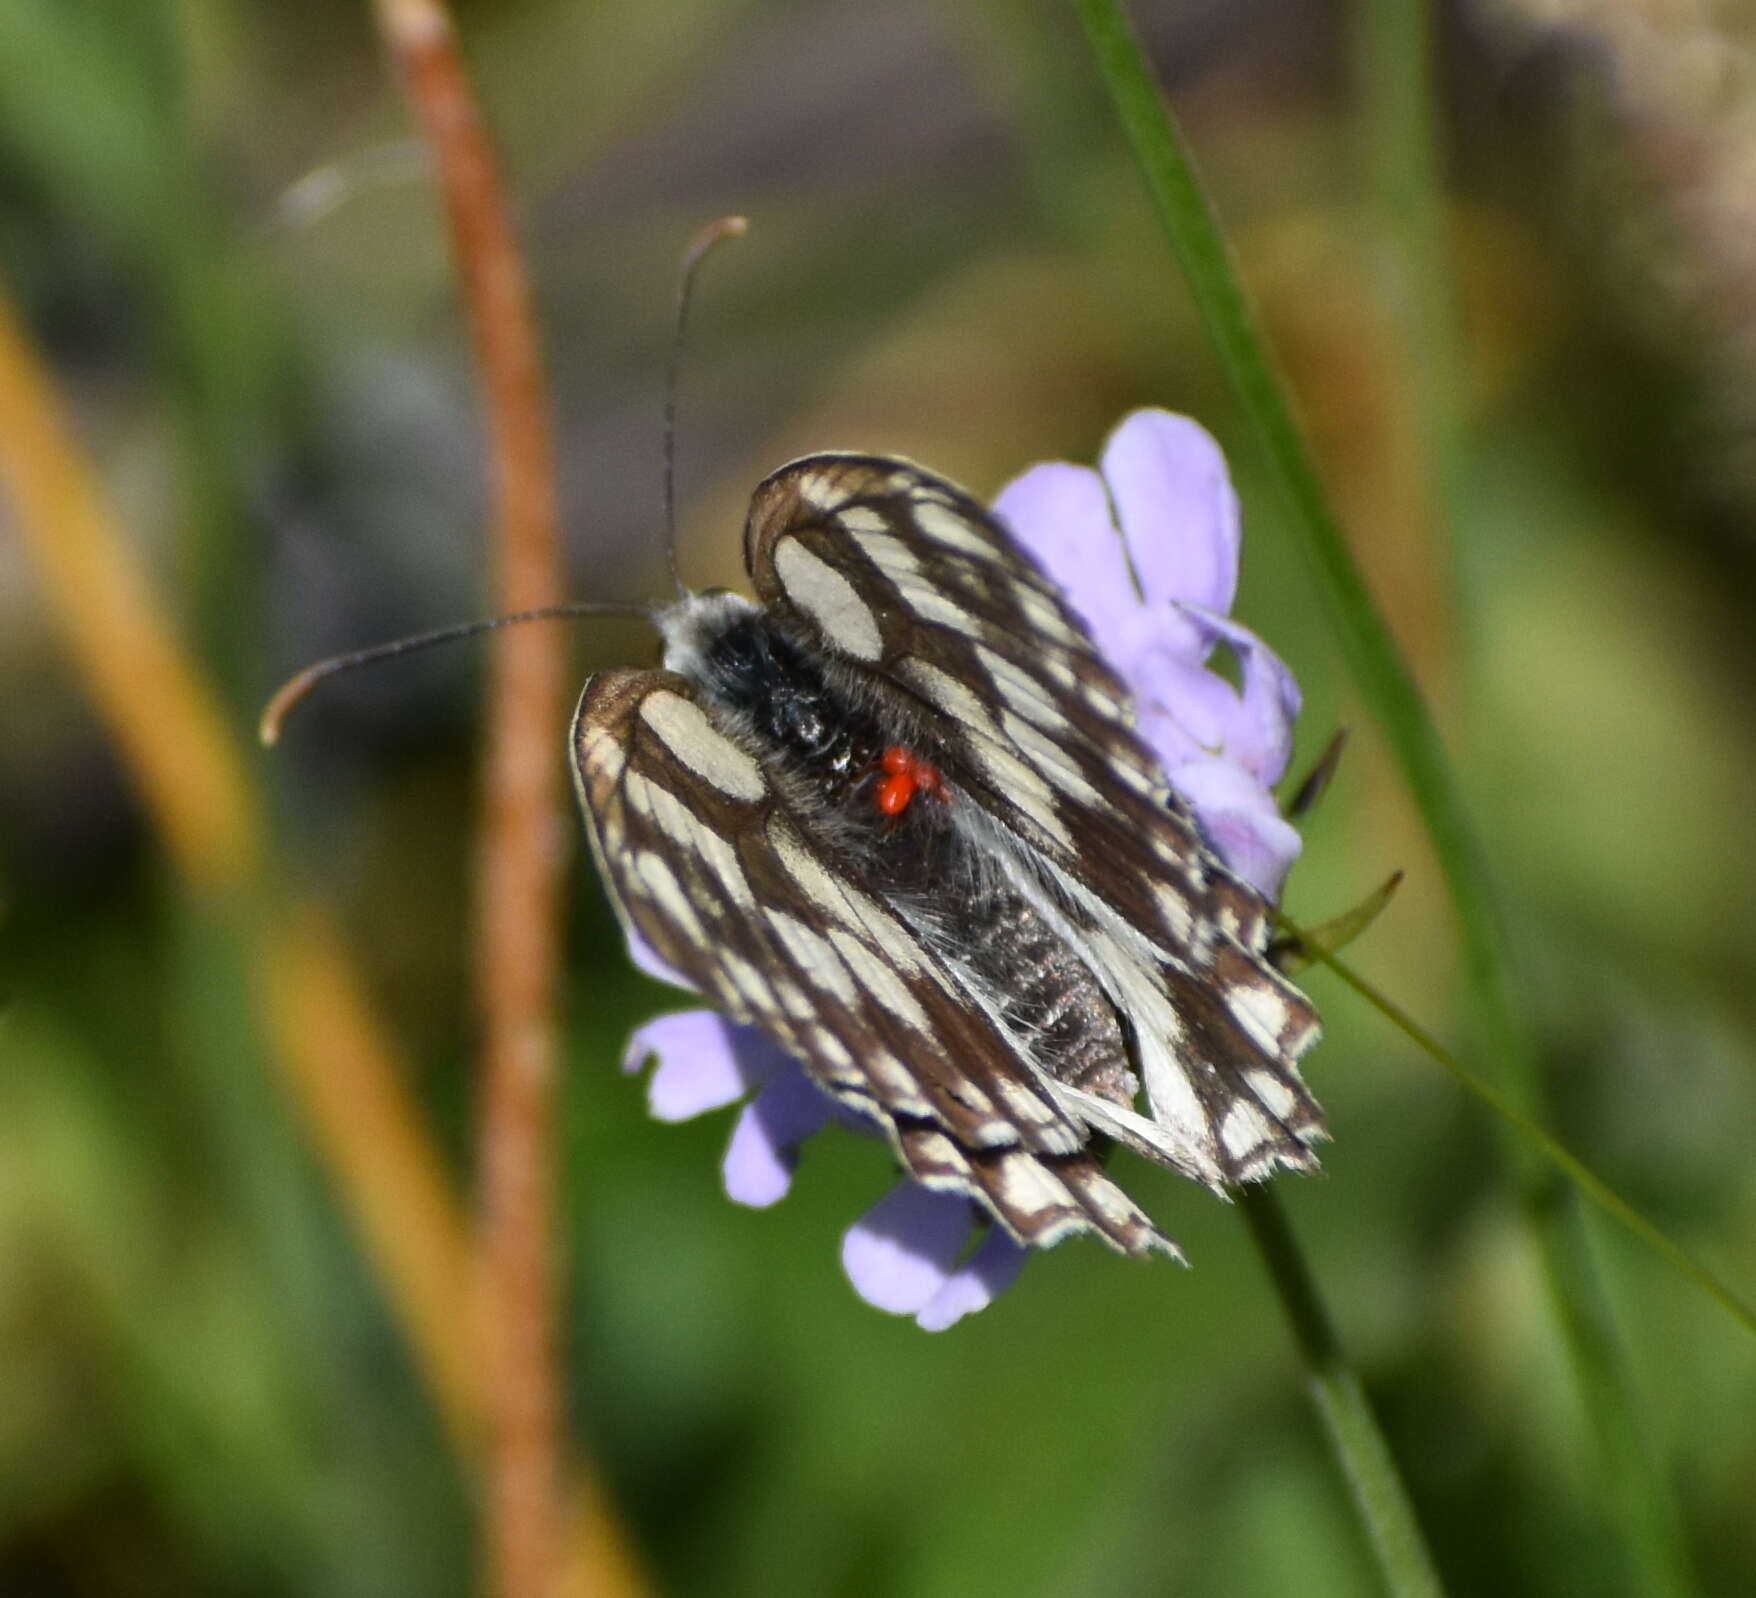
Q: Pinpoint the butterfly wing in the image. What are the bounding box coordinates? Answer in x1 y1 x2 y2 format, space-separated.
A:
742 453 1324 1189
571 666 1178 1257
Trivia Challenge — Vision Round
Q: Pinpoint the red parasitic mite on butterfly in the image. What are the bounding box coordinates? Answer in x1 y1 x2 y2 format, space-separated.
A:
874 746 950 820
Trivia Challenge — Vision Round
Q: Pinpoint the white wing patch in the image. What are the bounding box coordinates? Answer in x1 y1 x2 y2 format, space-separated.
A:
854 530 923 580
1221 1101 1276 1161
913 499 997 559
862 1047 931 1111
767 909 857 1006
639 692 766 801
974 643 1074 734
837 505 891 536
774 536 883 661
576 719 626 779
631 850 708 945
1225 978 1294 1056
1082 680 1129 720
1152 881 1196 944
1010 582 1084 647
789 470 843 512
624 771 753 909
991 1150 1077 1215
970 740 1077 851
1109 759 1158 797
901 658 997 734
1247 1069 1300 1123
1000 709 1103 806
720 948 775 1011
827 928 932 1034
896 580 986 638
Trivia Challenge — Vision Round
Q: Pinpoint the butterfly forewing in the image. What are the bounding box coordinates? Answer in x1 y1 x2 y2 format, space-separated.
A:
571 667 1176 1257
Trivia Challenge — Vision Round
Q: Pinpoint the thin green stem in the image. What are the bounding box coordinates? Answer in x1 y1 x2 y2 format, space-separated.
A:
1237 1187 1446 1598
1299 935 1756 1343
1068 15 1452 1591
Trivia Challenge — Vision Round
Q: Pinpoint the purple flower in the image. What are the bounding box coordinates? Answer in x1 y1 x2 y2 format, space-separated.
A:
993 409 1302 900
620 411 1305 1330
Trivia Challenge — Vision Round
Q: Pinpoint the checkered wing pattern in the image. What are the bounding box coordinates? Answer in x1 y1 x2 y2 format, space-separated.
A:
571 667 1177 1256
743 454 1325 1189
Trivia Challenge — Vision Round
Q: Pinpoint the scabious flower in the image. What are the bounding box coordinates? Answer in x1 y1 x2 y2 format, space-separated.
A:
621 410 1306 1331
995 409 1303 901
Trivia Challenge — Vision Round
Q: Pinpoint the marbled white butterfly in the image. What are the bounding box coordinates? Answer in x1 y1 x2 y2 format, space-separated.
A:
571 449 1325 1261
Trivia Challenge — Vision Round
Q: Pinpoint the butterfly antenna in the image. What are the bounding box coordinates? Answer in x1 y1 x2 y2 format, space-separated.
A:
260 601 654 746
663 214 749 600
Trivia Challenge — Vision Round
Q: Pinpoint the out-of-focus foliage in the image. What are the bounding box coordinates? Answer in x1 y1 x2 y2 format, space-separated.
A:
2 2 1754 1594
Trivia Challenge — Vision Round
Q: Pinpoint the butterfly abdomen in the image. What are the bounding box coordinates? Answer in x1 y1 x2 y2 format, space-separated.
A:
937 871 1137 1107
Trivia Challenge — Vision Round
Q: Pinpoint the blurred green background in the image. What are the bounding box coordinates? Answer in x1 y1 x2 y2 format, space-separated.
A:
4 1 1756 1594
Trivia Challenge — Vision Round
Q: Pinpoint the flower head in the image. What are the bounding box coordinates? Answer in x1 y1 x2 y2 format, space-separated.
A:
619 411 1305 1330
993 410 1303 900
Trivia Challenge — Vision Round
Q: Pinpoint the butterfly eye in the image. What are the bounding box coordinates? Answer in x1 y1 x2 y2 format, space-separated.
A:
773 692 833 754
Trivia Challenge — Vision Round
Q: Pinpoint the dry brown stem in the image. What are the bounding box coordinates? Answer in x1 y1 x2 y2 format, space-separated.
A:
371 3 569 1594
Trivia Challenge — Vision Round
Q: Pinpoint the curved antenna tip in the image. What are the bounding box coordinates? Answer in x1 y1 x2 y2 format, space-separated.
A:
259 661 331 747
258 602 654 748
664 216 751 598
684 215 749 268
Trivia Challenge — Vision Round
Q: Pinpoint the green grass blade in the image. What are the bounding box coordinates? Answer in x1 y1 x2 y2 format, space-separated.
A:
1068 24 1450 1589
1074 0 1517 1084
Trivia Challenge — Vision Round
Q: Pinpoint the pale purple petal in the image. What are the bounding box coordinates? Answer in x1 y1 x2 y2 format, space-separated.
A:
1170 756 1303 899
914 1229 1030 1332
992 461 1139 646
623 923 697 991
1128 650 1246 768
625 1011 788 1121
1175 604 1301 785
1101 410 1240 620
722 1066 834 1207
841 1183 975 1315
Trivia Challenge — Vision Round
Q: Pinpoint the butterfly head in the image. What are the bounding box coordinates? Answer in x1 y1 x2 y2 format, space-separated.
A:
655 588 756 682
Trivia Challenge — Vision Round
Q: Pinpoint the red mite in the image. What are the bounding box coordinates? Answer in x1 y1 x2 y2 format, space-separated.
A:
874 745 949 817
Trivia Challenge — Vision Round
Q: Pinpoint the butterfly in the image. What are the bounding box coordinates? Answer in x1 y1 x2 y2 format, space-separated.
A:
570 447 1325 1262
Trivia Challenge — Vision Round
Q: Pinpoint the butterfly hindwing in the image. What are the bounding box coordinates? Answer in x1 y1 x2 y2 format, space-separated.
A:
743 454 1325 1188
